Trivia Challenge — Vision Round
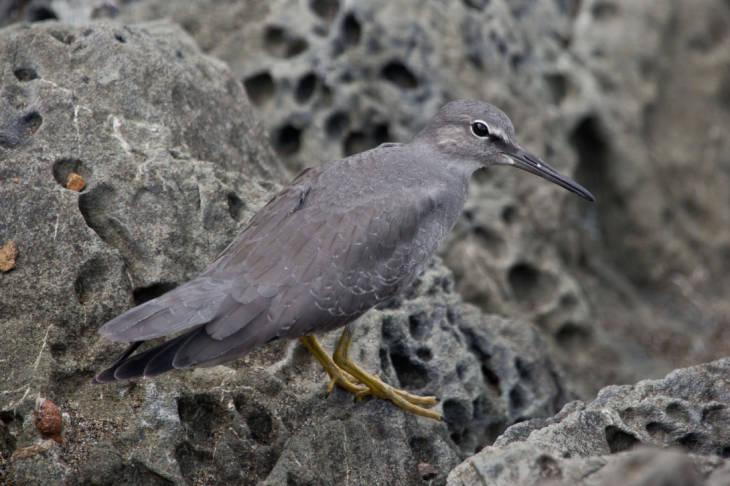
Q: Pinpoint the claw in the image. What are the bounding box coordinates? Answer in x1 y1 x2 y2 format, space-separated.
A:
332 328 442 420
300 332 442 420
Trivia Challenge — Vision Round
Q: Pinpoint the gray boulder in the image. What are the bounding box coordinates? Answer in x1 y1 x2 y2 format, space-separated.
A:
448 358 730 485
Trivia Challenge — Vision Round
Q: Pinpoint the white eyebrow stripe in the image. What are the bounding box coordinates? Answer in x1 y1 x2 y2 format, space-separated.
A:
489 124 508 142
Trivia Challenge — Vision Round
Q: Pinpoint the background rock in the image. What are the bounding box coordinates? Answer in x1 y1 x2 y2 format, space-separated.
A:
1 0 730 484
447 358 730 485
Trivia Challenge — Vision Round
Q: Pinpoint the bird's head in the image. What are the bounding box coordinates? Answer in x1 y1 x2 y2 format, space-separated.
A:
416 99 595 202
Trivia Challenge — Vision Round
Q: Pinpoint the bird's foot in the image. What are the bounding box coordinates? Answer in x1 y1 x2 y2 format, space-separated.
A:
325 369 368 396
333 328 442 421
299 335 367 395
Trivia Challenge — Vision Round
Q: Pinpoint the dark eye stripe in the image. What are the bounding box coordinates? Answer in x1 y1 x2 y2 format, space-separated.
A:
471 121 490 138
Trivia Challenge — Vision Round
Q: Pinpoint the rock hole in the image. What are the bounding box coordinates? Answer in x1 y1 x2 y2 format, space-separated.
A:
472 226 506 258
501 205 517 224
177 394 226 442
0 413 18 459
246 409 274 445
91 4 119 19
482 364 501 393
48 29 75 45
544 73 568 105
408 312 432 340
21 111 43 136
272 124 302 156
381 60 419 90
665 402 690 422
591 1 619 20
509 386 525 412
416 347 433 361
536 454 562 480
373 123 391 145
175 442 214 484
443 399 470 426
295 72 319 104
341 13 362 48
485 420 507 446
720 446 730 458
508 51 524 69
114 32 127 43
263 26 309 58
443 399 472 448
645 421 673 441
456 362 467 381
389 345 429 389
380 315 397 342
53 158 91 191
309 0 339 21
555 322 591 349
508 262 556 307
133 282 177 305
571 115 609 207
702 404 727 424
30 6 58 21
13 67 38 82
408 437 435 463
243 71 275 106
472 395 488 421
343 130 368 156
325 111 349 139
604 425 640 453
0 111 43 148
227 192 245 221
78 184 139 263
676 432 703 452
463 0 491 10
74 257 111 305
559 294 578 311
514 357 531 380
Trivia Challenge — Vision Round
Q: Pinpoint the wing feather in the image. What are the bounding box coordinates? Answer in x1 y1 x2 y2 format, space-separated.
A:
98 278 229 342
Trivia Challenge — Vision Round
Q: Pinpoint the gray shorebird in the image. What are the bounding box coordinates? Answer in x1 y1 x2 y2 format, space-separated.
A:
94 100 594 420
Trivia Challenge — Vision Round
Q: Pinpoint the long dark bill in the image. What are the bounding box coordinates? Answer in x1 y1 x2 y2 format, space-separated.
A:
503 145 595 202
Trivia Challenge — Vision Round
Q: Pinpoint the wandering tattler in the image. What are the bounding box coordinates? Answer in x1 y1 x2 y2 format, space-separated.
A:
94 100 594 420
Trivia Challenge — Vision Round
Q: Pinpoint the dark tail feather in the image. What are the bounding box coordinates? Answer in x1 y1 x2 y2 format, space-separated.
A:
93 341 143 384
93 329 202 383
142 328 205 377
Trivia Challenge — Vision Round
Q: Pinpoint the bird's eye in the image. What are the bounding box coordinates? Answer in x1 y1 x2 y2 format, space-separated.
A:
471 121 490 138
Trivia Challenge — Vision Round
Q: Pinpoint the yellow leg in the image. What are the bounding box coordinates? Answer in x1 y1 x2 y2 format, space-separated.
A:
299 335 367 395
332 327 442 421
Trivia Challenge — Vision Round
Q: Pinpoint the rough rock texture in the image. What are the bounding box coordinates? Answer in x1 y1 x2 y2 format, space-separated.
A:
112 0 730 400
447 359 730 485
0 18 280 412
0 20 568 485
2 0 730 484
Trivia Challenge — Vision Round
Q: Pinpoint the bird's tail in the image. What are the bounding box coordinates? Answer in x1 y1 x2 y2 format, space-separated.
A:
93 328 204 383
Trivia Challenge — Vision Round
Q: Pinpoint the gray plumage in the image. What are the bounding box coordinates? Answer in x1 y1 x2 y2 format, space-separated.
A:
95 100 593 383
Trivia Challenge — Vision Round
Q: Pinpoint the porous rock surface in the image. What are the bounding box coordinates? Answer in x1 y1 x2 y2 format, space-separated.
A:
0 20 567 485
448 358 730 485
115 0 730 400
2 0 730 484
